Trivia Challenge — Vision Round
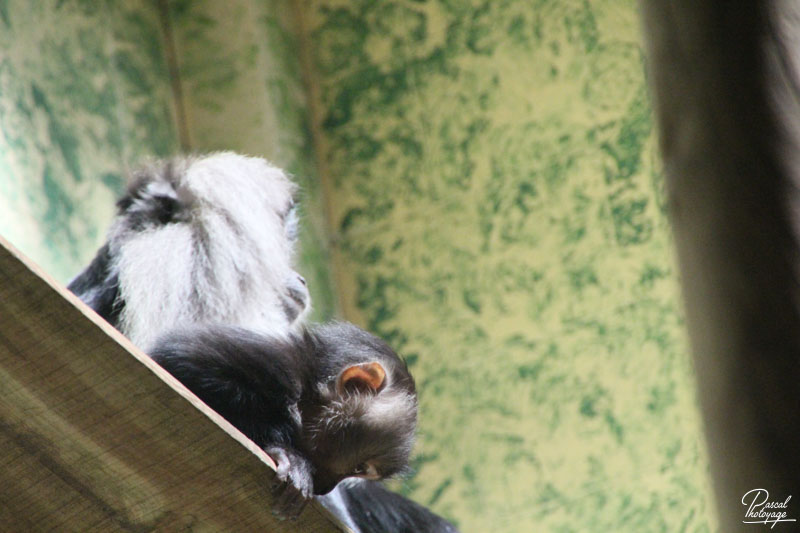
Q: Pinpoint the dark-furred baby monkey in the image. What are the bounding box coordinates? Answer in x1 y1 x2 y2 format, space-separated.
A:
149 322 418 517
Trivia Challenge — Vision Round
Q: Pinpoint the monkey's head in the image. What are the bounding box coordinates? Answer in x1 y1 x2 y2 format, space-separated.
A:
301 323 418 495
100 152 310 349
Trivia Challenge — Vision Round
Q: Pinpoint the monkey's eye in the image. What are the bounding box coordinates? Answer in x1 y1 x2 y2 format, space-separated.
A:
353 463 379 479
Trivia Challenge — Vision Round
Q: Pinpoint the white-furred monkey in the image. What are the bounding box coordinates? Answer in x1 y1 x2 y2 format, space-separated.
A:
68 152 309 349
69 152 458 532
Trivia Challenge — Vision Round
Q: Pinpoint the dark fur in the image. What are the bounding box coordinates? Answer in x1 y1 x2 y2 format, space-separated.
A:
149 323 417 512
328 479 460 533
67 243 123 325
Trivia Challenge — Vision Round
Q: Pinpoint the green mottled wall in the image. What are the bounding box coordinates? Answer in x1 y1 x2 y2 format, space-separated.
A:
0 1 178 282
1 1 717 532
302 0 716 531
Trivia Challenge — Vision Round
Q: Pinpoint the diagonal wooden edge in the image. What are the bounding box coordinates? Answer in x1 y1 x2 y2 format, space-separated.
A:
0 235 349 532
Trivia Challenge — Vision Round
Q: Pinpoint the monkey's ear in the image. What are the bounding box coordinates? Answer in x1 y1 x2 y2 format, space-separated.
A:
337 362 386 394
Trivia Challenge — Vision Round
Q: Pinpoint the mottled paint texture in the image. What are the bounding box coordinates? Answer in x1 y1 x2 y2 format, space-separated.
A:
1 1 717 532
0 0 178 282
302 0 716 531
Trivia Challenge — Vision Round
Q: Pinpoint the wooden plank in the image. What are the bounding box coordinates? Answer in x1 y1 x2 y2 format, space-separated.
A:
0 236 347 532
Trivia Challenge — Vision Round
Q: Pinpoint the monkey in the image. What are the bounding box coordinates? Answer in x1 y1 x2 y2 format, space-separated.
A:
68 152 310 349
148 322 418 518
68 153 459 532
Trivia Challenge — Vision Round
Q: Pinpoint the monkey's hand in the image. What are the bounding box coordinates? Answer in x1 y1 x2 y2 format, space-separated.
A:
264 446 314 520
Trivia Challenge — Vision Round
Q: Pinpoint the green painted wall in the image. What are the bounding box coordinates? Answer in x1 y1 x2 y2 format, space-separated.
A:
0 0 178 282
301 0 716 531
0 1 718 532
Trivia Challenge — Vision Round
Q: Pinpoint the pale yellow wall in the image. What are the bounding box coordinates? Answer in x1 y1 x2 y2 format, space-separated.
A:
300 0 717 531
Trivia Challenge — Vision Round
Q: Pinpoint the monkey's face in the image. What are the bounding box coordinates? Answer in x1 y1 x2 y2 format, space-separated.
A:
304 419 411 495
301 359 418 495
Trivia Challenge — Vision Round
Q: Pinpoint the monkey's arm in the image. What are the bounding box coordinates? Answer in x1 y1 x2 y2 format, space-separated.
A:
264 445 314 518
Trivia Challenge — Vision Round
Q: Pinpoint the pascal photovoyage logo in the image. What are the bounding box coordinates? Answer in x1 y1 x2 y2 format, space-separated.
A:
742 489 796 528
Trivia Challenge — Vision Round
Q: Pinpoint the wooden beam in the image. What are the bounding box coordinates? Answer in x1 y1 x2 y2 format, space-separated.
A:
0 236 346 532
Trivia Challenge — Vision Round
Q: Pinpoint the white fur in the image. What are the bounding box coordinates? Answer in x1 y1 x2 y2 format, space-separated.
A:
108 152 308 350
363 391 418 428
